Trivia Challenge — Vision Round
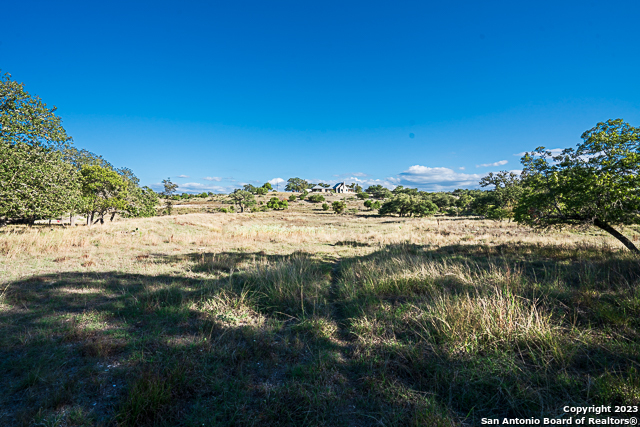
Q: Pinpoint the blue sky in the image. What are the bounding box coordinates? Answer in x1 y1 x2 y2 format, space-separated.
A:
3 0 639 192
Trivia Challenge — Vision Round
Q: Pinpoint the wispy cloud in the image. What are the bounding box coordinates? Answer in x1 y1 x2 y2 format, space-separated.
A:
476 160 508 168
203 176 222 181
177 174 190 178
396 165 484 191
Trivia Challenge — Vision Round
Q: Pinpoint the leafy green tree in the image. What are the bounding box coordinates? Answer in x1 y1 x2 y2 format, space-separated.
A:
378 194 437 217
515 119 640 252
478 171 523 221
307 194 325 203
229 189 256 213
332 201 346 214
80 165 128 225
0 72 81 225
267 197 288 210
256 187 268 195
285 177 309 193
318 183 330 188
123 186 158 218
262 182 273 191
243 184 258 194
365 185 393 200
162 178 178 215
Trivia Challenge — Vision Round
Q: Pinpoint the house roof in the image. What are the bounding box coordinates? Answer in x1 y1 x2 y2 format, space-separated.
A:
311 185 325 189
333 182 345 189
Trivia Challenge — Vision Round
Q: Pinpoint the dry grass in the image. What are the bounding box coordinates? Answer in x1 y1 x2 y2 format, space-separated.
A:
1 205 638 426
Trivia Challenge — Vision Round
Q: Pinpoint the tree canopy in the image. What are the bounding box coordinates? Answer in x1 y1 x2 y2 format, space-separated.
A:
285 177 309 193
515 119 640 252
0 72 80 225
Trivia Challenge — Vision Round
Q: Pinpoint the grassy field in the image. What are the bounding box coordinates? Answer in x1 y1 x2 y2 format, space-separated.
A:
1 200 639 426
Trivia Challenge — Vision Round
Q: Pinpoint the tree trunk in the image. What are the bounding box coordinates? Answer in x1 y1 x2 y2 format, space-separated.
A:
88 213 94 227
593 218 639 253
70 214 75 227
110 212 116 222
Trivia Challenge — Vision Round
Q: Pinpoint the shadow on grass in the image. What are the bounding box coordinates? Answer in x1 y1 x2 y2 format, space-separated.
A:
1 242 639 426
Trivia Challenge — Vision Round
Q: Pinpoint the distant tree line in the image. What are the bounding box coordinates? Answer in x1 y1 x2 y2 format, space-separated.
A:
0 73 158 226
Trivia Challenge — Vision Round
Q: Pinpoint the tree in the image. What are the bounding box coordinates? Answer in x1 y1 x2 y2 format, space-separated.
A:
243 184 258 194
256 187 268 195
80 165 128 225
267 197 288 210
162 178 178 214
479 171 523 221
0 72 81 225
230 189 256 213
307 194 325 203
365 185 392 200
285 177 309 193
262 182 273 191
378 194 437 217
332 201 346 214
356 192 370 200
515 119 640 252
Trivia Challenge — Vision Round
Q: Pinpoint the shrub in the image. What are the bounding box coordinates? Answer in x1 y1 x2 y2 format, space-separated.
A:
308 194 325 203
332 201 346 214
288 194 297 202
267 197 289 210
298 193 306 200
322 203 329 211
356 192 370 200
364 200 373 209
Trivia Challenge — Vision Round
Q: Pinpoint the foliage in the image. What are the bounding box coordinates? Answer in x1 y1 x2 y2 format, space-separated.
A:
321 203 329 211
356 192 369 200
307 194 325 203
0 73 81 225
80 165 128 225
332 201 346 214
515 119 640 252
285 177 309 193
0 143 81 225
123 186 158 218
379 194 437 217
262 182 273 191
477 171 523 221
267 197 288 210
298 192 306 200
365 185 392 200
255 187 268 195
229 190 256 213
288 194 297 202
161 178 178 215
243 184 258 194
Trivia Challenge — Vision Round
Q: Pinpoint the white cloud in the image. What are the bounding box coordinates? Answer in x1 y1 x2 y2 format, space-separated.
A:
397 165 484 191
177 174 190 178
203 176 222 182
151 182 238 194
352 172 368 177
476 160 508 168
268 177 285 185
459 167 465 170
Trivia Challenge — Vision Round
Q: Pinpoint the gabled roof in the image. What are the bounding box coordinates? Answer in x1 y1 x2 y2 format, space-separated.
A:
333 182 345 189
311 185 325 190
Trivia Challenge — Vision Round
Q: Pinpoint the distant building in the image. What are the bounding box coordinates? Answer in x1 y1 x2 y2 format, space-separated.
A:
309 185 329 193
333 182 354 193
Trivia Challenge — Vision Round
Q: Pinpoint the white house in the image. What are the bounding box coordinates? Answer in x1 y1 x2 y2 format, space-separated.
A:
333 182 354 193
